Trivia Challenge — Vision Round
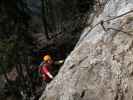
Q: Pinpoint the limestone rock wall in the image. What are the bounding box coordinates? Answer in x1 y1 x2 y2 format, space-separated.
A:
40 0 133 100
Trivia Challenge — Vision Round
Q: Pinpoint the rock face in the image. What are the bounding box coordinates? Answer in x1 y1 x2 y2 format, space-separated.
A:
40 0 133 100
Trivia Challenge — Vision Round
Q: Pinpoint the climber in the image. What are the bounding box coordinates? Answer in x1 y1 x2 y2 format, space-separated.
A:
38 55 54 82
38 55 64 82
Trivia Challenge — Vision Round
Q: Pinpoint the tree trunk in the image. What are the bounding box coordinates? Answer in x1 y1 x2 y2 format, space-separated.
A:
41 0 50 40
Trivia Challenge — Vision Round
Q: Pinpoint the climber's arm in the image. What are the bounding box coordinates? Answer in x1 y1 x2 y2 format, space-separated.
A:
43 66 53 79
46 71 53 79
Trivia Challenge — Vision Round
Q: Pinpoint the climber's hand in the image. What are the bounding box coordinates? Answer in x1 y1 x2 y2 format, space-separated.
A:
58 60 64 64
54 60 64 65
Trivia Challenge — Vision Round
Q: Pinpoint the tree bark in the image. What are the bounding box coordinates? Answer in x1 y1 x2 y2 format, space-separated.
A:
41 0 50 40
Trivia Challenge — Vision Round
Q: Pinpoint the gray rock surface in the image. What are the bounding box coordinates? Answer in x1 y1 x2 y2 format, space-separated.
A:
40 0 133 100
